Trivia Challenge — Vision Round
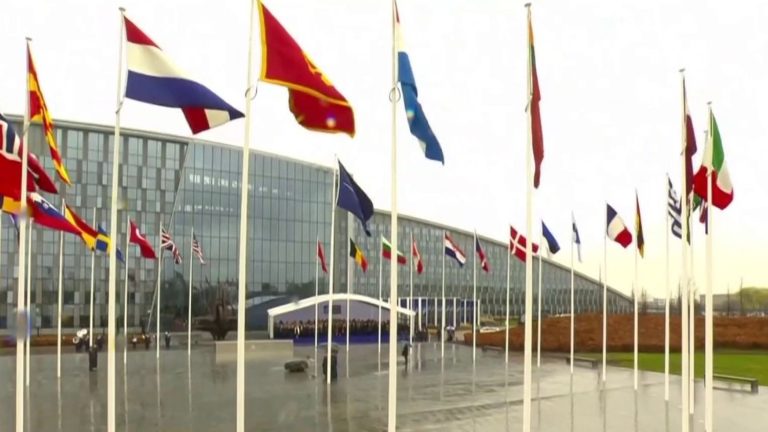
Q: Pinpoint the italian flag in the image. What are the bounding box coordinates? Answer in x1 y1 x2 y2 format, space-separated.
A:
693 109 733 210
381 237 407 265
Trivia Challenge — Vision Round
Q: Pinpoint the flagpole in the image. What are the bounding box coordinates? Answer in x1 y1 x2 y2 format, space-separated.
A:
523 5 535 431
665 178 670 401
346 214 352 355
16 35 32 432
378 238 383 358
314 236 319 352
326 164 339 384
155 222 163 359
537 231 542 368
441 231 446 359
387 0 400 429
187 228 193 357
603 205 608 382
235 2 256 430
89 207 96 349
505 234 510 364
25 223 34 388
634 226 639 391
679 68 690 432
104 12 126 431
570 215 575 374
689 233 695 415
124 217 130 365
409 232 414 343
472 231 477 365
704 102 714 432
57 201 65 378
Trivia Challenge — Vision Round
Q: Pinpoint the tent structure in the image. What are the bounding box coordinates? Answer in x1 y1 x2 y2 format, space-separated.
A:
266 293 415 339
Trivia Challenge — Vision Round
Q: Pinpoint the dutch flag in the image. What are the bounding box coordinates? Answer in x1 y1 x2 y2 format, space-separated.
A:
123 15 243 134
444 233 466 267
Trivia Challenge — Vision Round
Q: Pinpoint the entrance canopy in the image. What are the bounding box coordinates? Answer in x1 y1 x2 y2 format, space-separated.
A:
267 293 415 338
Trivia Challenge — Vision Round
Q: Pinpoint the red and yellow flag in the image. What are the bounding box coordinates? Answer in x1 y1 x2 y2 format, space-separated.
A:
28 43 70 185
258 1 355 136
528 8 544 189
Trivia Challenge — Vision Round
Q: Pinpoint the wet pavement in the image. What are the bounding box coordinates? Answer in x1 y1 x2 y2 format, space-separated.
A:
1 342 765 431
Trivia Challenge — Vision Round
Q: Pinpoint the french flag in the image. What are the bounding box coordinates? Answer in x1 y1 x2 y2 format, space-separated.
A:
123 15 243 134
606 203 633 248
444 233 466 267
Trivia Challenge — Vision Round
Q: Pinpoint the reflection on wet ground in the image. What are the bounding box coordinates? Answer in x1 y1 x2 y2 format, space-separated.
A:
1 342 765 431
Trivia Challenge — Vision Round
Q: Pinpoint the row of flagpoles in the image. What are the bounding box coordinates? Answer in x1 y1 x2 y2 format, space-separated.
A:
7 1 734 432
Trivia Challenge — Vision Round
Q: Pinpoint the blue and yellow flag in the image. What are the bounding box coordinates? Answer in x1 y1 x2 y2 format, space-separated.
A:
96 225 124 263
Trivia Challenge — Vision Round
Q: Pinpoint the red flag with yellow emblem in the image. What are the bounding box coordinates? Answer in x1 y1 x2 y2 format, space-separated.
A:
258 1 355 136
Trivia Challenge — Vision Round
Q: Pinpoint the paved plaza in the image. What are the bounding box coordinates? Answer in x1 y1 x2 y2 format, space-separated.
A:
1 342 765 431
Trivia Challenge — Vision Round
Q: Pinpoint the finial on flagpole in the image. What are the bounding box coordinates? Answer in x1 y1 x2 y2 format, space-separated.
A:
679 68 686 74
525 2 532 8
707 101 712 106
119 6 125 12
26 36 32 42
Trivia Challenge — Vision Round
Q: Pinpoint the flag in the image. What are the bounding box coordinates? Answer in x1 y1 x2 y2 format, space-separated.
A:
161 227 182 264
348 238 368 272
96 225 125 264
667 176 682 240
316 240 328 274
528 8 544 188
571 213 582 262
541 221 560 255
129 219 157 259
0 114 58 199
192 233 205 264
28 193 80 235
258 1 355 136
336 161 374 236
693 109 733 210
123 15 243 134
411 238 424 274
509 225 539 262
27 43 70 185
394 1 444 164
0 195 22 215
635 192 645 257
698 200 709 235
606 203 632 248
682 78 697 203
381 236 407 265
475 235 489 272
63 204 98 250
9 213 19 245
444 233 466 267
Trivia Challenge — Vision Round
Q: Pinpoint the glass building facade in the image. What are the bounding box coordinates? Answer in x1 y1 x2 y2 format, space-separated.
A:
0 118 630 331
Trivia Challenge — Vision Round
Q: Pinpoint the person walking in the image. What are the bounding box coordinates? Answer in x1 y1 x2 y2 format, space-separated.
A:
402 342 410 369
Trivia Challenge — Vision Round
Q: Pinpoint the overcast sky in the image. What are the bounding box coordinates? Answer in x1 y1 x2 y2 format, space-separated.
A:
2 0 767 299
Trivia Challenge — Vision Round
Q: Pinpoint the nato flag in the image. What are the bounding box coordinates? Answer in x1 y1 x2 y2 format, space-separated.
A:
337 161 374 236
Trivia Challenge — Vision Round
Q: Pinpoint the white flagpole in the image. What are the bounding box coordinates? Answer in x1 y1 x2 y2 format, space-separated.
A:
16 36 32 432
155 222 163 359
326 165 338 384
704 103 714 432
346 216 352 354
679 69 690 432
57 201 65 378
106 11 126 432
452 297 457 328
387 1 400 429
689 231 695 415
409 232 414 343
603 206 608 382
26 223 32 387
378 238 383 357
314 236 319 352
537 232 542 368
523 5 535 431
124 218 130 365
472 231 477 365
441 231 446 359
634 227 639 391
89 207 96 349
665 179 670 401
235 2 256 430
505 235 510 364
570 215 575 374
187 228 193 357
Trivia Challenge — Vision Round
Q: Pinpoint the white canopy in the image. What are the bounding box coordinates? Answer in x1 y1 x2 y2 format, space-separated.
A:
266 293 415 338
